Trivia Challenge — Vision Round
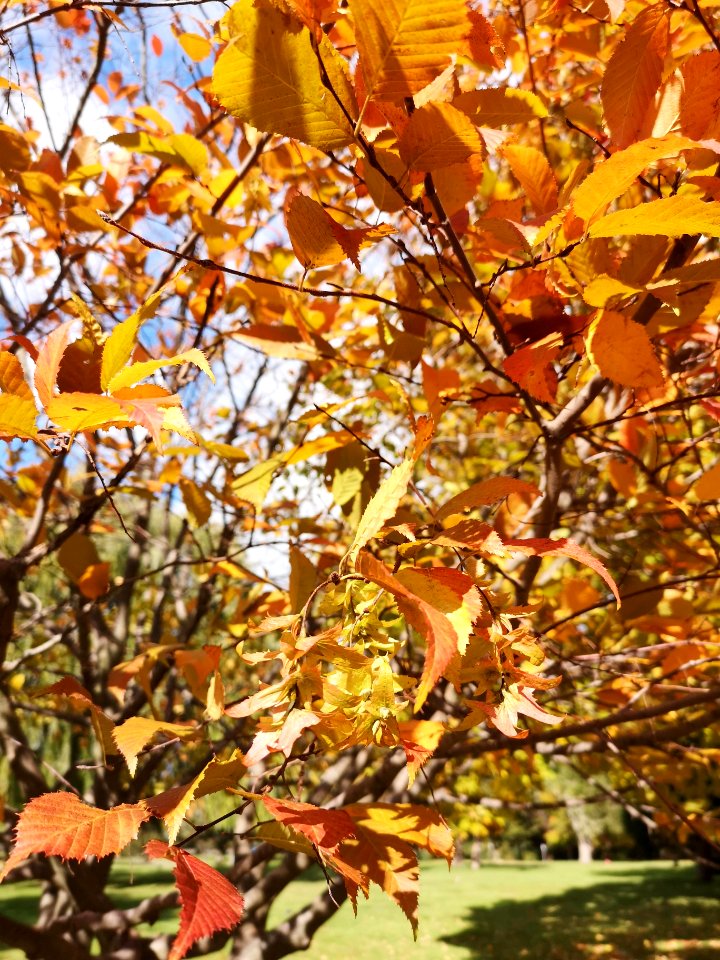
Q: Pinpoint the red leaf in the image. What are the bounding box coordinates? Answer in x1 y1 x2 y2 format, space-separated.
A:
262 796 356 850
151 34 163 56
1 793 149 881
146 841 244 960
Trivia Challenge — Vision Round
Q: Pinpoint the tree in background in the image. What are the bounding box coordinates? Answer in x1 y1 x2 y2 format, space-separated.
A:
1 0 720 957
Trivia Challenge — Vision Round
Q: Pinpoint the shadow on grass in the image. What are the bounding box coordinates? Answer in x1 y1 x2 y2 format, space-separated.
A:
440 866 720 960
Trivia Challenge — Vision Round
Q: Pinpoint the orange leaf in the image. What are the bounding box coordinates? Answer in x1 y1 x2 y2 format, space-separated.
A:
586 311 665 390
145 841 244 960
0 350 33 399
398 103 485 173
357 554 482 710
503 144 558 214
436 476 539 522
262 796 356 850
504 536 620 605
601 3 670 147
349 0 472 101
680 52 720 140
1 794 149 881
397 721 445 784
503 336 561 404
34 319 77 408
284 189 393 270
469 682 563 738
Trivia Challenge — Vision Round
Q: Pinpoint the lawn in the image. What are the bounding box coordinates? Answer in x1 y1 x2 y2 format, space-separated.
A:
1 860 719 959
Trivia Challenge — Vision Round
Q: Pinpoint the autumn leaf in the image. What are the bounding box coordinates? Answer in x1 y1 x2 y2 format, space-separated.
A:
0 394 38 441
349 0 471 101
436 476 540 522
586 311 665 390
397 720 445 784
344 417 433 567
571 136 700 226
503 144 558 215
213 0 357 150
0 350 33 399
469 682 563 738
1 794 149 881
357 553 483 710
284 189 393 270
145 841 244 960
34 319 77 408
588 196 720 239
601 3 669 147
455 86 547 127
262 796 356 849
398 103 485 173
113 717 199 776
504 536 621 605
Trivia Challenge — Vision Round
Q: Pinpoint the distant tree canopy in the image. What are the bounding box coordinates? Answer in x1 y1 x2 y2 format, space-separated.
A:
1 1 720 957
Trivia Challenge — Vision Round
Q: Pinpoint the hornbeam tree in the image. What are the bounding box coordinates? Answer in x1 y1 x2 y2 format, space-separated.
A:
1 0 720 957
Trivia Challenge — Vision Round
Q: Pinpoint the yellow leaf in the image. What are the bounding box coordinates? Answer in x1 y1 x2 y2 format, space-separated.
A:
694 461 720 500
349 0 471 101
46 393 131 434
601 3 669 148
113 718 198 777
588 196 720 239
586 311 665 389
100 287 168 390
0 123 31 172
179 477 212 528
572 136 701 226
503 144 558 215
398 102 484 173
178 32 212 62
234 324 322 361
582 275 643 308
344 417 433 567
206 671 225 721
454 87 547 126
213 0 357 151
110 132 208 177
231 455 284 511
107 348 214 393
0 395 37 440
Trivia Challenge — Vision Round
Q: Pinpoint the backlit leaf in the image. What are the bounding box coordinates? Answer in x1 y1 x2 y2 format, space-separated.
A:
1 794 149 881
145 841 244 960
349 0 471 101
503 144 558 215
455 86 547 126
34 319 76 408
586 311 665 390
107 347 213 393
572 136 701 226
588 196 720 239
0 351 33 399
213 0 357 150
398 103 485 173
285 189 393 270
113 718 199 777
344 417 433 567
601 3 669 147
262 796 356 849
0 394 37 441
694 461 720 500
504 536 620 605
437 477 539 521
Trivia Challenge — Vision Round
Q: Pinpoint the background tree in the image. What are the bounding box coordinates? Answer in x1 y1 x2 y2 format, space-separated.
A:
1 0 720 958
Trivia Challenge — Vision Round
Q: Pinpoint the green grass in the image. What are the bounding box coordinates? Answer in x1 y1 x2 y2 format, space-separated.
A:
1 861 719 959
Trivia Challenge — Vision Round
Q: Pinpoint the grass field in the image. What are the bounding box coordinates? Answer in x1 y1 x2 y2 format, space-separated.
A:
1 860 719 959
